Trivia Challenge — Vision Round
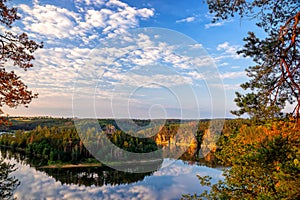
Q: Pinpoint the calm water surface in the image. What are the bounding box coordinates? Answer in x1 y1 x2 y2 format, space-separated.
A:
1 150 223 200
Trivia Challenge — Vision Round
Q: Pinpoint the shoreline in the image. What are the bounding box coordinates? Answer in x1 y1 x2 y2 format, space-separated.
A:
39 163 103 169
39 159 163 169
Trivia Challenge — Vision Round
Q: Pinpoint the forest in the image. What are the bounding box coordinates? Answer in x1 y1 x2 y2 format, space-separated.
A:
0 117 246 166
1 117 299 199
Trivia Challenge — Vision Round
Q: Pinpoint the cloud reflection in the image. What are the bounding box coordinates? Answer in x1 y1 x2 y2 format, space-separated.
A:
7 158 222 200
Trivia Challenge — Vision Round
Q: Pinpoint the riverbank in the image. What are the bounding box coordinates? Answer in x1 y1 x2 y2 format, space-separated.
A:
39 158 163 169
39 163 103 169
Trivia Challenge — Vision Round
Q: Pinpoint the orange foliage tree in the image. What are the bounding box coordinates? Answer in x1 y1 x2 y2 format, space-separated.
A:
0 0 42 123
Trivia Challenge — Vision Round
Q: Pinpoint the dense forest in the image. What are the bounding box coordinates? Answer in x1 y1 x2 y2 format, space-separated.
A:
0 117 248 166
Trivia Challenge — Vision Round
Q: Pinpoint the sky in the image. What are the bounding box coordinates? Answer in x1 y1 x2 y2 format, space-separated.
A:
2 0 262 119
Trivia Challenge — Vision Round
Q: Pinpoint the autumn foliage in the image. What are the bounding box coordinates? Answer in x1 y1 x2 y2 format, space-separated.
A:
182 121 300 199
0 0 42 124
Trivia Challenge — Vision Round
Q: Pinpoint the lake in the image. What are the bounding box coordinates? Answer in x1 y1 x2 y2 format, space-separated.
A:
0 149 223 200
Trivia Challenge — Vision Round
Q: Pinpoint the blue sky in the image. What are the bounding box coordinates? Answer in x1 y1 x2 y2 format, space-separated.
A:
2 0 262 118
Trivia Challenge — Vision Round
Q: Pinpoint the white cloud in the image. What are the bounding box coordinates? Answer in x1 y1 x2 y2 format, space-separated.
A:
176 16 195 23
106 0 129 8
218 62 229 67
204 12 233 29
103 72 194 88
216 42 242 59
220 71 246 79
186 71 205 80
83 9 112 28
190 44 203 49
17 0 154 46
204 18 232 29
205 21 225 29
74 0 106 7
212 83 241 91
19 4 81 39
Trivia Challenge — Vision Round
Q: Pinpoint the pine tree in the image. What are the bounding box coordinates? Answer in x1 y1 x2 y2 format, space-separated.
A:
207 0 299 120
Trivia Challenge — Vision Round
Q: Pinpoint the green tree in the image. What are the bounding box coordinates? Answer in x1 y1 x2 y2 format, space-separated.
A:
0 0 43 123
207 0 299 120
0 158 20 200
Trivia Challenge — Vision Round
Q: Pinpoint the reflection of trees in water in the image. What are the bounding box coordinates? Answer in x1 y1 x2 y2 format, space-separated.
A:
0 142 217 189
0 158 20 200
1 148 42 167
1 149 156 187
160 144 218 167
39 167 154 187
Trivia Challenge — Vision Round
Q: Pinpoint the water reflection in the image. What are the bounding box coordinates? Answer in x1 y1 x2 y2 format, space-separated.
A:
0 149 223 200
40 167 154 187
0 157 20 199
